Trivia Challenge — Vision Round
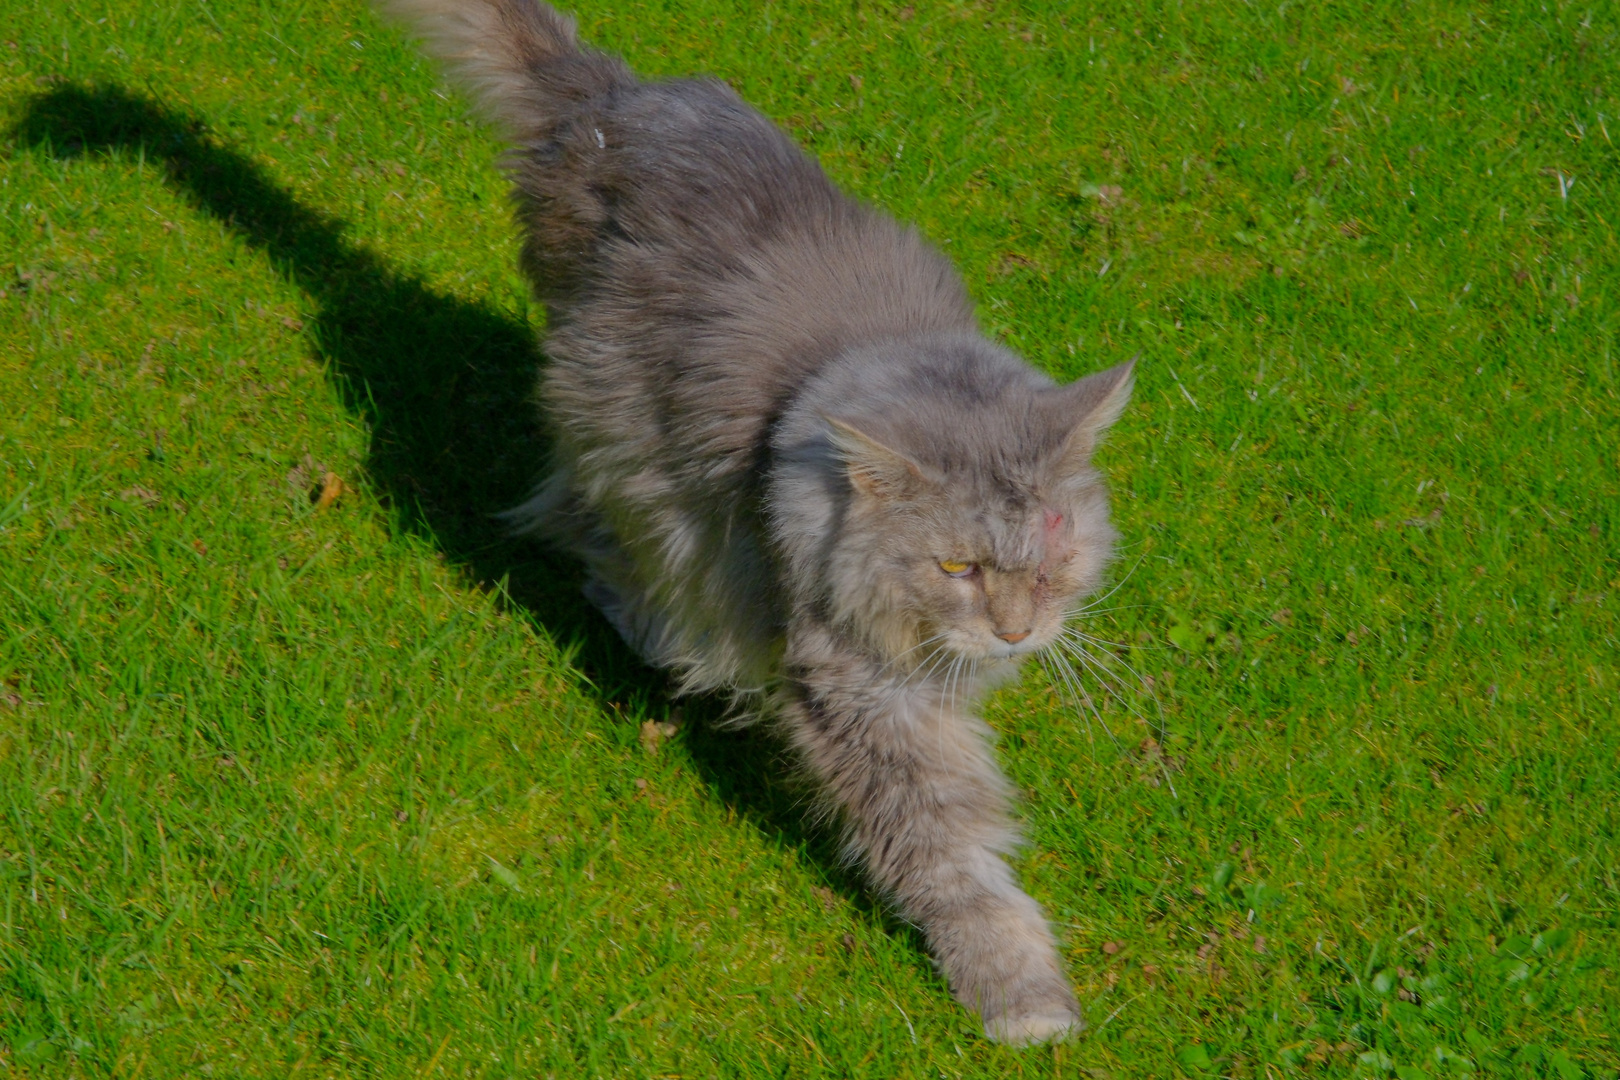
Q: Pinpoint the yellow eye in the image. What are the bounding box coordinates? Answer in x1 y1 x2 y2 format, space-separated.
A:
939 560 973 577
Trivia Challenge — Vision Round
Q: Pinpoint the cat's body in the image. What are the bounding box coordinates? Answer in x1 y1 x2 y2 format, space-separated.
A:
386 0 1133 1043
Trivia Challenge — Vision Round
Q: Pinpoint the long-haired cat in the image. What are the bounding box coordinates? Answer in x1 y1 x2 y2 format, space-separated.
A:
383 0 1134 1044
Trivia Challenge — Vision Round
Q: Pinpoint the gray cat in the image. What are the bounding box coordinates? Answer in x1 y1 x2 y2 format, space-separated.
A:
384 0 1134 1044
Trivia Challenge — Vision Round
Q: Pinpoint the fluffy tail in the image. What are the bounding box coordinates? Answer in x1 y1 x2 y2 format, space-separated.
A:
378 0 631 142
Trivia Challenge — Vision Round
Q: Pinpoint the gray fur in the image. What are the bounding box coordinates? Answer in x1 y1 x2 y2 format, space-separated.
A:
382 0 1134 1044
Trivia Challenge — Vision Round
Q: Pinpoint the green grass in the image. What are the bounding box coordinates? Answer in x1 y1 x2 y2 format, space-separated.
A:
1 0 1616 1075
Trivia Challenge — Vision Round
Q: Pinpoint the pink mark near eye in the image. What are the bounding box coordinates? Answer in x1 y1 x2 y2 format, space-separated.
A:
1037 509 1065 573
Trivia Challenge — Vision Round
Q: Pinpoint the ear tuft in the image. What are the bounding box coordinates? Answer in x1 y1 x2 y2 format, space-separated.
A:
1055 356 1136 467
824 417 928 499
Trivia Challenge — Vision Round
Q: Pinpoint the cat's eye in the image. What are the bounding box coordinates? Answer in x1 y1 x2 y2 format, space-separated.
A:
939 560 975 578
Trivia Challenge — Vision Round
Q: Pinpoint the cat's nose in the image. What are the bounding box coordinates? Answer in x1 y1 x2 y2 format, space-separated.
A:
996 629 1030 644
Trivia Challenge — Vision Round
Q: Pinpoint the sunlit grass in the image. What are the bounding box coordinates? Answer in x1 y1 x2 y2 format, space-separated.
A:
1 0 1616 1076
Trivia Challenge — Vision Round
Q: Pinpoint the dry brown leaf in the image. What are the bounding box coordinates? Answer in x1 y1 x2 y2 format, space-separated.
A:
313 471 344 510
638 717 681 755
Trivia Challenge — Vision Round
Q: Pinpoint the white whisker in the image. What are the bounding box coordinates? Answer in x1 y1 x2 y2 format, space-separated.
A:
873 631 952 681
1055 584 1171 750
944 655 964 715
1039 648 1122 755
1060 626 1129 653
878 639 953 713
1052 638 1171 771
1072 549 1148 614
1059 602 1154 621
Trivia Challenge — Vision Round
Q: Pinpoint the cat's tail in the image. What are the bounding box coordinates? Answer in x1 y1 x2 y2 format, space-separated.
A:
377 0 633 142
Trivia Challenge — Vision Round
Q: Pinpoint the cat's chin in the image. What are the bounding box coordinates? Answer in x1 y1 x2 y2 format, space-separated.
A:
954 640 1041 665
988 642 1041 661
956 653 1024 690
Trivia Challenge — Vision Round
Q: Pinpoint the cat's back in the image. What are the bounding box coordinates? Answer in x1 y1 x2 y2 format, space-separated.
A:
535 74 978 473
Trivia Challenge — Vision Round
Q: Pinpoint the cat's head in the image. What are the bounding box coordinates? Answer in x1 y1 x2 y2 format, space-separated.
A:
814 352 1134 669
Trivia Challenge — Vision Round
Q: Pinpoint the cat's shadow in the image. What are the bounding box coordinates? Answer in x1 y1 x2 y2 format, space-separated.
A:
13 82 901 930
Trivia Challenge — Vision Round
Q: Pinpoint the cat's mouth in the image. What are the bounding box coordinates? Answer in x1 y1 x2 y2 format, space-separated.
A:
910 627 1035 667
989 637 1045 660
956 632 1048 663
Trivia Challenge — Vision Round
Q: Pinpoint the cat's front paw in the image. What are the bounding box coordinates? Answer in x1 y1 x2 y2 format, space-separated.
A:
939 899 1084 1046
983 1004 1084 1046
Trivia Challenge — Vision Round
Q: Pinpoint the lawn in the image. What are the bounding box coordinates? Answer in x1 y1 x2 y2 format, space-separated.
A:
1 0 1616 1076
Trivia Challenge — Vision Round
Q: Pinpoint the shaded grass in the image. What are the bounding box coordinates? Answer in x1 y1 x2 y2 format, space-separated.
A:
1 0 1617 1076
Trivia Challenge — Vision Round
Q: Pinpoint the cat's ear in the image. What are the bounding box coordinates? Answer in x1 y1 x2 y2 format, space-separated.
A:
825 417 929 499
1052 356 1136 470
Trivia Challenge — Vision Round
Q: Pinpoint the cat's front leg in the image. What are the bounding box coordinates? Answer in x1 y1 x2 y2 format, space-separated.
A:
781 642 1081 1044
